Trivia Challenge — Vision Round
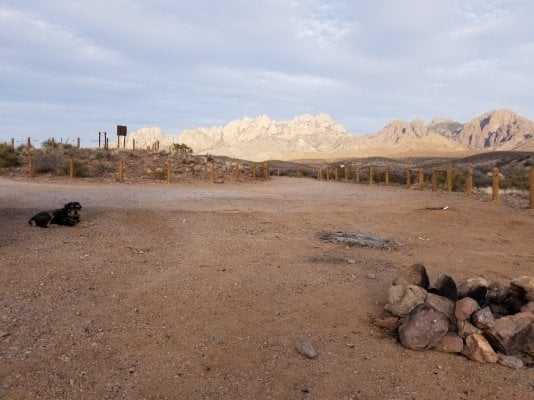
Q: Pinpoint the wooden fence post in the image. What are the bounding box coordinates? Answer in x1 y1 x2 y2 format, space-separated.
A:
11 138 15 149
344 166 348 183
355 167 360 184
406 168 411 189
132 139 136 152
369 166 373 185
318 168 323 181
326 167 330 181
77 137 80 149
264 161 269 179
447 164 452 193
529 167 534 209
431 169 437 191
27 137 31 148
492 167 500 201
466 167 473 196
385 167 389 186
28 154 33 177
335 167 339 181
69 158 74 178
211 162 215 184
418 167 424 190
252 163 256 179
167 161 172 183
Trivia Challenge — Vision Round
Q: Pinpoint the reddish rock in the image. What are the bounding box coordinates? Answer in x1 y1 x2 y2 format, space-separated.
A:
463 334 498 363
434 333 464 353
455 297 480 321
398 304 449 351
520 301 534 313
393 263 430 289
484 313 532 355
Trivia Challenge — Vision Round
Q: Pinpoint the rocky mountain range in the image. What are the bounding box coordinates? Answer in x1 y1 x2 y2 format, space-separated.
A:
125 109 534 161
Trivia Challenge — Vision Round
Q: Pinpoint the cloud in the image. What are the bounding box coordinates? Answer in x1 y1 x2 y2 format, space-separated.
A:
0 0 533 143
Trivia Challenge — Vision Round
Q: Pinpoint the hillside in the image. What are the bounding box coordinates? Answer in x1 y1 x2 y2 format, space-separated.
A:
124 109 534 161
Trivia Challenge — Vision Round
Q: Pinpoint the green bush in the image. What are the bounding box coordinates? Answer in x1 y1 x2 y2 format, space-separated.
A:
0 143 20 167
62 158 89 177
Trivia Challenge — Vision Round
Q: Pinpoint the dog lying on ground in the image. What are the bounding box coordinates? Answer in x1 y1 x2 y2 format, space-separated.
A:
29 202 82 228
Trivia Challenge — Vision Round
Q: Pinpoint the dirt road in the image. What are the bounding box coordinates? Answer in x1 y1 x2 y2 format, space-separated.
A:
1 177 533 399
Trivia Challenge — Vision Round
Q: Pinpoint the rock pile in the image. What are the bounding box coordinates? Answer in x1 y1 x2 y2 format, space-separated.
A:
378 264 534 368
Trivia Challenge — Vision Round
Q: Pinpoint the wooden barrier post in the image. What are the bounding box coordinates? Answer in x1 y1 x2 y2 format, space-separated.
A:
385 167 389 186
318 168 323 181
447 164 452 193
77 137 80 149
355 167 360 184
369 166 373 185
132 139 136 152
492 167 500 201
326 167 330 181
406 168 411 189
277 169 280 177
335 167 339 181
252 163 256 179
431 169 437 191
28 154 33 177
11 138 15 149
418 167 424 190
69 158 74 178
211 162 215 184
344 166 348 183
264 161 269 179
466 167 473 196
235 164 239 182
167 161 172 183
27 137 31 148
52 137 56 147
529 167 534 209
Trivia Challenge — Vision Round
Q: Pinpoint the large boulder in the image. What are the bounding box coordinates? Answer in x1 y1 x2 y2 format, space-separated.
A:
398 304 449 351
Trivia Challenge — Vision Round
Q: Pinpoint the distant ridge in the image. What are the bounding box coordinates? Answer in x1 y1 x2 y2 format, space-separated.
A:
125 109 534 161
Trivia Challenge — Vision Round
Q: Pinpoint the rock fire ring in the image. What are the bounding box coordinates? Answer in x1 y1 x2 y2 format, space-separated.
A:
319 231 398 249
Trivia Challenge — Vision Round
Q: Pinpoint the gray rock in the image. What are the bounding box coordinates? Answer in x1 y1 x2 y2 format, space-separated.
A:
472 307 496 330
393 263 429 289
398 303 449 351
463 334 498 363
497 353 524 369
484 312 533 355
455 297 480 321
295 341 318 359
425 293 456 322
487 282 512 304
385 284 428 317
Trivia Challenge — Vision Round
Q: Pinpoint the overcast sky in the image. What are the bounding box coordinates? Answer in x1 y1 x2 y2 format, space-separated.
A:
1 0 533 145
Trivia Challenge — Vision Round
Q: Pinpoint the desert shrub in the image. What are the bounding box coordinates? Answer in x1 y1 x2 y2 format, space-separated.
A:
41 139 58 149
95 161 115 175
34 152 65 173
62 158 89 177
0 143 20 167
152 167 166 180
95 150 113 160
502 174 530 191
173 143 193 155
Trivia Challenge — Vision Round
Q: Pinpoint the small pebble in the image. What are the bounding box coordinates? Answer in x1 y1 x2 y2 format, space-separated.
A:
295 341 318 359
367 273 377 279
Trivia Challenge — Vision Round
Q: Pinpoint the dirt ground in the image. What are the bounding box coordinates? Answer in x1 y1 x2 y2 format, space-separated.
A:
0 176 533 400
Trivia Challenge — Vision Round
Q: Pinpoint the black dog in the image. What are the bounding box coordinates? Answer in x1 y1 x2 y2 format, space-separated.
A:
29 202 82 228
